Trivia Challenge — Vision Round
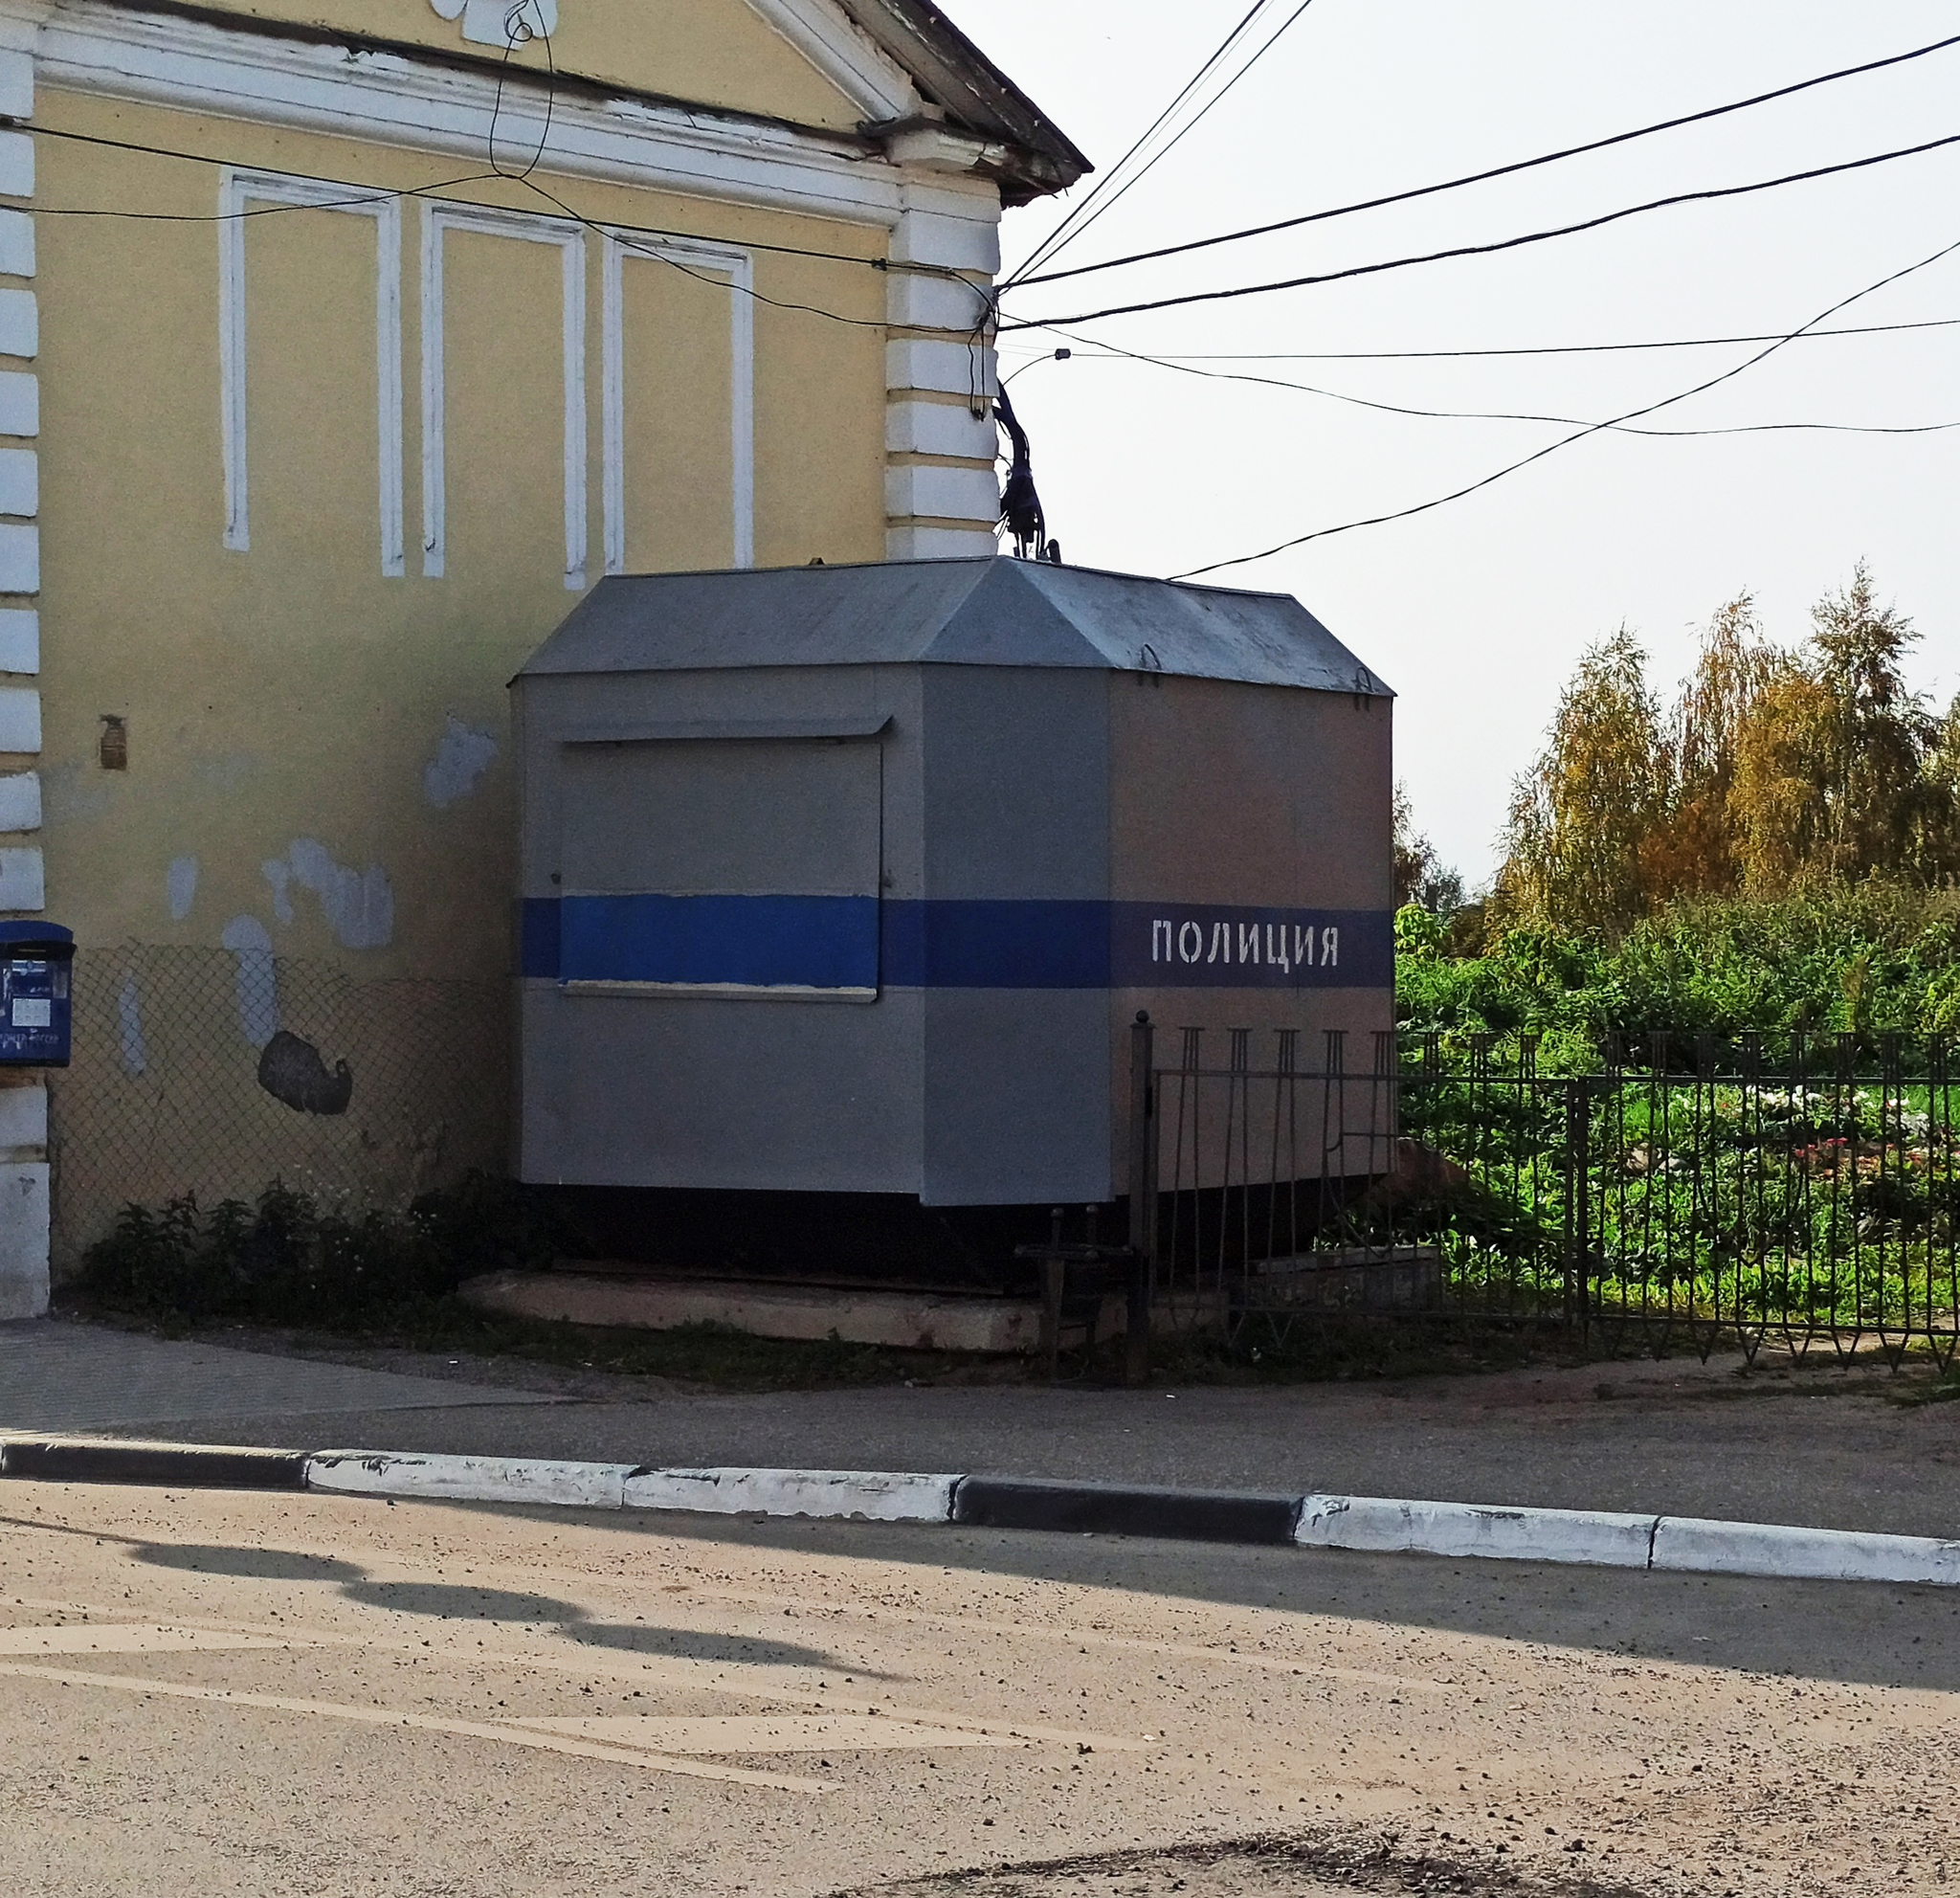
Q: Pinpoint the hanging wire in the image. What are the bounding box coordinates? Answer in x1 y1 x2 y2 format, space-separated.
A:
998 130 1960 331
1168 231 1960 579
1012 28 1960 292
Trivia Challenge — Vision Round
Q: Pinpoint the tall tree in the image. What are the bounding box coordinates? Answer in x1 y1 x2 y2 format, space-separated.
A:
1494 626 1664 935
1646 593 1781 897
1489 567 1957 934
1805 562 1934 878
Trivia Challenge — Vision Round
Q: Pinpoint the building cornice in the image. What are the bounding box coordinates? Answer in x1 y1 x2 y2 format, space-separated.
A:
741 0 914 124
24 0 1003 229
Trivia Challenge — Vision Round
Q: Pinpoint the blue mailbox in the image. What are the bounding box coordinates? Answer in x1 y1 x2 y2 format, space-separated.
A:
0 922 73 1066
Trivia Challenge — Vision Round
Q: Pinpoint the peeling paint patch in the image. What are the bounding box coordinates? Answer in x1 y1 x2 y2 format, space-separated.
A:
117 972 147 1076
424 715 498 810
219 914 279 1049
262 858 293 926
167 856 198 922
288 839 393 949
262 840 394 949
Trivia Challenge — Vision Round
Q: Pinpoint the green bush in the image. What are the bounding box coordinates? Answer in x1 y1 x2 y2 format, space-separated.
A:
77 1172 561 1329
1398 884 1960 1063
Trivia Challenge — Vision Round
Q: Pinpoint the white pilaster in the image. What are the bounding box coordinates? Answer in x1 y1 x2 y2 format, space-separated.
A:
884 183 1001 561
0 27 48 1319
0 1082 49 1318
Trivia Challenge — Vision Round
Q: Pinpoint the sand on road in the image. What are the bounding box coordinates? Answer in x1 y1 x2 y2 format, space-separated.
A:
1 1479 1955 1897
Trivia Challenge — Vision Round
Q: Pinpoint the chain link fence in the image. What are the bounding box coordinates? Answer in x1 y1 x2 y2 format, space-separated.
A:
48 946 510 1271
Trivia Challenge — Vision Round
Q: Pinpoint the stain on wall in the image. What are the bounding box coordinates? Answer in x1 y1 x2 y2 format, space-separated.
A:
167 856 198 922
261 840 395 949
117 971 146 1076
219 914 279 1049
424 715 499 810
262 856 293 926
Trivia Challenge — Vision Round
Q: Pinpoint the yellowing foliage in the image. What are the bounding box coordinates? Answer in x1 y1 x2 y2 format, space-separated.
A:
1495 565 1959 935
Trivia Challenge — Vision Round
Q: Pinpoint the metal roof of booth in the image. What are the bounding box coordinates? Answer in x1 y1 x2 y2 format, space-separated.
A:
517 558 1392 697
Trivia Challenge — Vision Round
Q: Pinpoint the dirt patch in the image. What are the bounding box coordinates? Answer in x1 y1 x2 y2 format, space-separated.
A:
839 1831 1650 1898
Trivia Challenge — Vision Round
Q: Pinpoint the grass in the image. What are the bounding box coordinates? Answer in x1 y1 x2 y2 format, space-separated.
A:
63 1295 998 1394
63 1282 1658 1396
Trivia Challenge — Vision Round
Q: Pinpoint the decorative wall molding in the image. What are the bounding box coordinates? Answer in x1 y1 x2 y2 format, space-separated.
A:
420 199 587 589
601 230 754 575
0 368 34 435
0 127 33 198
0 766 38 829
217 167 404 573
0 681 37 748
33 0 976 230
0 286 35 357
0 841 43 907
740 0 915 123
0 608 35 672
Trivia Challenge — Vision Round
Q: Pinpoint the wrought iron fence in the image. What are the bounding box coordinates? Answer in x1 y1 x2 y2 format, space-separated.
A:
48 946 509 1269
1133 1021 1960 1365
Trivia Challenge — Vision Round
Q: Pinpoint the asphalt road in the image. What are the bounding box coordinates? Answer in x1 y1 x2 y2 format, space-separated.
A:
3 1476 1957 1896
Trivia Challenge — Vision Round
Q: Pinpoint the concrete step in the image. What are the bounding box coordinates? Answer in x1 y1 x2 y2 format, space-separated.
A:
458 1269 1074 1354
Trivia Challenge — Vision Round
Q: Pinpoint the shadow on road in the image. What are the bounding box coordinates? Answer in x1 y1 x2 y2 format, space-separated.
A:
134 1543 365 1584
556 1507 1960 1696
567 1621 873 1669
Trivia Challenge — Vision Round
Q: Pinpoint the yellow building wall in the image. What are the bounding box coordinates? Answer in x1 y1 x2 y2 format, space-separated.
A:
34 89 889 983
32 88 893 1248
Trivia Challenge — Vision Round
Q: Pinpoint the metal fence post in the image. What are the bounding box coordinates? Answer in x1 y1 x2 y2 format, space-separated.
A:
1566 1076 1591 1333
1126 1011 1156 1388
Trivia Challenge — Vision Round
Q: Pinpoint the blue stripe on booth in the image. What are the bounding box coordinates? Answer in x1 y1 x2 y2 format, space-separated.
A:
554 893 880 991
520 897 1394 991
879 899 1108 989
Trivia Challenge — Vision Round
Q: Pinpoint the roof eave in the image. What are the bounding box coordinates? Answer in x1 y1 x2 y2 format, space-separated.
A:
836 0 1091 201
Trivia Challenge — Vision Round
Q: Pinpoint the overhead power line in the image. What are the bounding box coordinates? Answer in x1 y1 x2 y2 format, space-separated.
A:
1168 232 1960 581
996 315 1960 364
1001 131 1960 332
1032 330 1960 437
1011 0 1278 284
1016 0 1319 284
1012 29 1960 291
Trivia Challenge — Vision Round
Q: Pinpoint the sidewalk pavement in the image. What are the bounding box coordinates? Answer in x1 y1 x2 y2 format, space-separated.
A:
7 1316 1960 1541
0 1319 547 1433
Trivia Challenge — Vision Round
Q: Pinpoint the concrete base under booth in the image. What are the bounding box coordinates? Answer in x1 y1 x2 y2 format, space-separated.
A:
458 1267 1135 1355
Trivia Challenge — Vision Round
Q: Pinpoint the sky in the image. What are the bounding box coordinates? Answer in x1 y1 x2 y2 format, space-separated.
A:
932 1 1960 885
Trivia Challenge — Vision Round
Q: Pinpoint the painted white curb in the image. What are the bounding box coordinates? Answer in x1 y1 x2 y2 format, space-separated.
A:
1652 1515 1960 1586
305 1454 958 1524
622 1466 959 1523
1298 1494 1658 1569
291 1452 1960 1588
305 1452 632 1510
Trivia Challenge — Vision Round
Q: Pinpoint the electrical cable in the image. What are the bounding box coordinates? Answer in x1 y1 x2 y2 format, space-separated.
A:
15 120 990 328
1001 315 1960 363
1167 232 1960 581
481 17 924 333
1002 131 1960 332
1013 29 1960 291
1017 0 1318 283
1013 0 1278 285
515 174 906 330
487 4 558 182
1028 329 1960 436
